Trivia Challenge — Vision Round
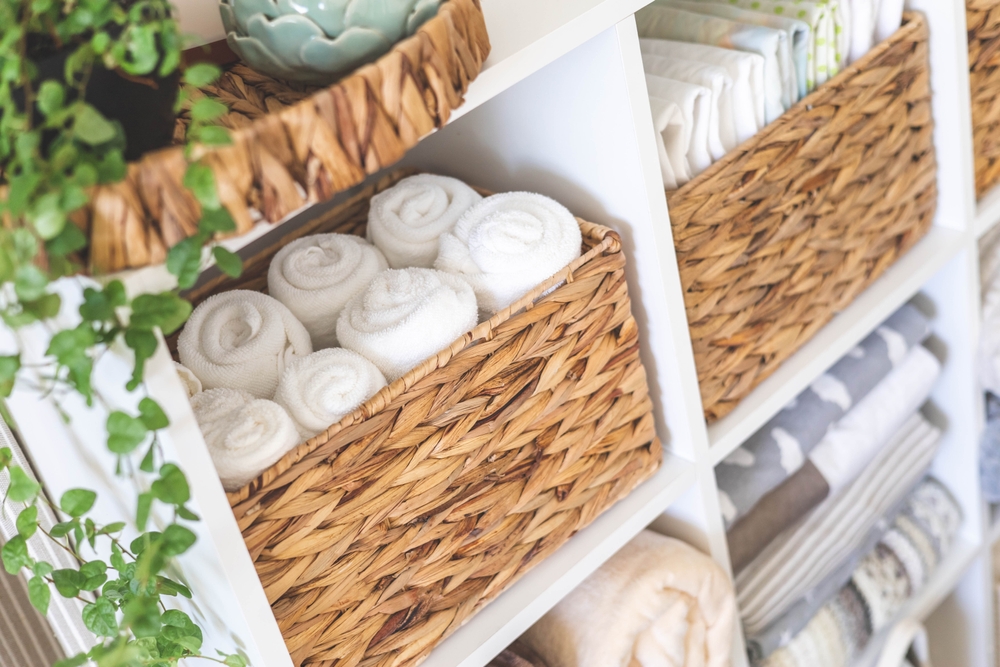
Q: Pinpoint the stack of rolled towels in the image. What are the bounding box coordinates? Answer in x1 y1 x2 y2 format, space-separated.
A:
712 302 963 665
636 0 905 188
175 174 583 491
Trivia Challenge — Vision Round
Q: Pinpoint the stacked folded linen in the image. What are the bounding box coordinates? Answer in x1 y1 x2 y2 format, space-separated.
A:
268 233 388 349
727 343 941 571
979 224 1000 397
717 304 930 528
520 530 736 667
645 74 714 183
760 477 962 667
981 393 1000 503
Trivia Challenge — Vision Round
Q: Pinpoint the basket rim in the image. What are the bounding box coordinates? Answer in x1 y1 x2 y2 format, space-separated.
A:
667 10 927 199
226 186 623 507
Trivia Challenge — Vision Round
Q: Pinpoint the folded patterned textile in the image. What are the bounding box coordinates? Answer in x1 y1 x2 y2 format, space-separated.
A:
727 344 941 571
642 53 731 158
435 193 582 316
645 74 714 182
191 388 300 491
659 0 810 102
178 290 313 399
273 348 387 439
366 173 483 269
337 268 478 381
979 224 1000 396
173 362 202 398
717 303 930 528
268 233 388 349
635 4 787 124
520 530 736 667
980 393 1000 503
761 477 962 667
740 412 942 657
639 38 764 140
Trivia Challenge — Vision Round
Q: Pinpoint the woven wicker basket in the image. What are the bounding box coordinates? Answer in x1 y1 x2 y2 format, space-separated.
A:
667 12 936 423
177 170 662 667
76 0 489 275
969 0 1000 198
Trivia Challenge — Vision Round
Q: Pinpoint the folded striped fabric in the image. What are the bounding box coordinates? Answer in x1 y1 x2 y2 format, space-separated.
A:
760 477 962 667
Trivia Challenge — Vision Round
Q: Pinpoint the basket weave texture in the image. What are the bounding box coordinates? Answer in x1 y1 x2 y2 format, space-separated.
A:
78 0 489 275
666 12 936 423
969 0 1000 198
180 171 662 667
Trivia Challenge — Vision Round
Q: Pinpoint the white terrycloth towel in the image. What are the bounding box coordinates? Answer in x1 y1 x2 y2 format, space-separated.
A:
173 362 202 398
520 530 736 667
268 234 388 349
336 268 478 381
809 344 941 494
274 348 387 439
642 53 733 157
435 193 583 316
191 388 300 491
178 290 314 399
366 173 483 269
646 75 714 182
640 38 764 142
635 4 787 124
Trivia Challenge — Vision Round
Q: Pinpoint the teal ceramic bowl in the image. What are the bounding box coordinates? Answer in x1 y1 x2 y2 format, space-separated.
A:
219 0 441 85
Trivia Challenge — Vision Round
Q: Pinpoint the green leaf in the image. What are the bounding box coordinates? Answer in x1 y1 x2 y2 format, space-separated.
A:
166 236 202 290
30 192 67 240
32 562 53 577
98 522 126 535
124 328 157 391
50 521 77 538
7 467 40 502
82 597 118 637
46 324 95 366
60 488 97 517
123 595 161 638
194 124 231 146
138 442 156 473
51 568 84 598
183 62 221 87
136 492 153 531
212 246 242 278
190 98 228 123
151 464 190 505
14 264 48 302
22 293 62 320
96 150 126 183
46 223 88 257
80 560 108 591
175 505 199 521
27 575 50 614
1 535 31 574
75 104 117 145
16 505 38 538
0 447 11 469
130 292 192 335
0 355 21 398
161 524 196 556
156 575 192 598
106 411 148 454
54 654 88 667
182 163 220 209
110 542 127 573
37 80 65 117
138 397 169 431
198 206 236 234
80 284 124 322
121 24 158 75
222 653 248 667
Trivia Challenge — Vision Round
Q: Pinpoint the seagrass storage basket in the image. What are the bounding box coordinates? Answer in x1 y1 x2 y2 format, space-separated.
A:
667 12 936 422
177 170 662 667
969 0 1000 198
75 0 489 275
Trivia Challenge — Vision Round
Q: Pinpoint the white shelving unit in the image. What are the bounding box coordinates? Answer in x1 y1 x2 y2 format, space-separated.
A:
11 0 1000 666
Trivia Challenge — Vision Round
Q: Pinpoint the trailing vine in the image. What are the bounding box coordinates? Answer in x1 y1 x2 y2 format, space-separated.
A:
0 1 248 666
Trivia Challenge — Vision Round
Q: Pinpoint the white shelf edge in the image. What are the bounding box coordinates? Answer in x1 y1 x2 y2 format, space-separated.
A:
709 225 967 464
419 453 696 667
976 182 1000 240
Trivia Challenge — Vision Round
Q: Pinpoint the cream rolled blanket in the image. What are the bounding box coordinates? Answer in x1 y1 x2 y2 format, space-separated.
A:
191 388 300 491
521 530 736 667
274 348 387 439
336 268 478 381
435 193 583 316
178 290 313 398
367 173 483 269
268 234 388 349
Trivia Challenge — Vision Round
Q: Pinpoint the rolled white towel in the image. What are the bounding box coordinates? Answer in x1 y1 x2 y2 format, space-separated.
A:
268 234 388 349
367 174 483 269
435 193 583 316
336 268 478 381
173 362 202 398
191 388 300 491
274 348 387 439
178 290 313 399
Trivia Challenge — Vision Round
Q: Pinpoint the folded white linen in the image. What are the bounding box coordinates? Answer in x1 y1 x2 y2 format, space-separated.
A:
520 530 736 667
268 233 388 349
178 290 314 399
435 193 583 316
874 0 903 43
191 388 300 491
647 96 687 189
809 344 941 494
366 173 483 269
635 4 787 123
173 362 202 398
274 348 387 439
848 0 874 63
640 38 764 141
336 268 478 381
646 74 714 180
642 52 733 157
980 224 1000 395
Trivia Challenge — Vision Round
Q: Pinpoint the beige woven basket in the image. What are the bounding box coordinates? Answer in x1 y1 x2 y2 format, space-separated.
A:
76 0 489 275
176 170 662 667
969 0 1000 198
666 12 937 423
